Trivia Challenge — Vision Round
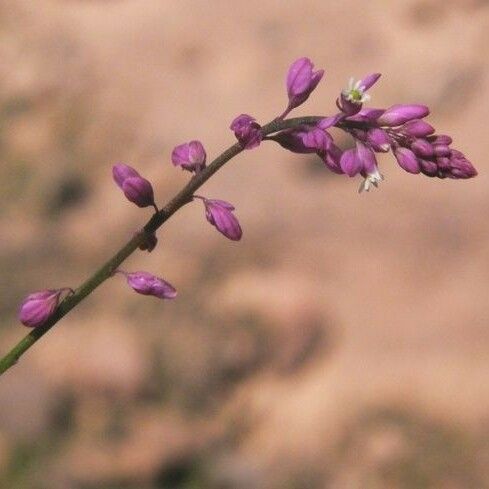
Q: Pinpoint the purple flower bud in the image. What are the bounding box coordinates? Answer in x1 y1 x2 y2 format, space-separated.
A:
286 57 324 112
230 114 263 149
366 128 391 152
427 134 452 146
113 164 157 209
377 104 430 127
121 176 156 208
138 232 158 252
171 140 206 173
199 197 242 241
340 148 362 176
401 119 435 137
433 145 451 157
419 158 439 177
123 271 177 299
19 289 68 328
447 150 477 179
411 139 434 158
394 147 421 174
113 163 140 188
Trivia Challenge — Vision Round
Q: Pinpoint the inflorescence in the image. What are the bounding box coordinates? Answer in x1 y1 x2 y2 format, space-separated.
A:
18 56 477 329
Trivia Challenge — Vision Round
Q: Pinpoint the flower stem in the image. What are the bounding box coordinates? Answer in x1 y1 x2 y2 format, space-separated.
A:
0 115 322 377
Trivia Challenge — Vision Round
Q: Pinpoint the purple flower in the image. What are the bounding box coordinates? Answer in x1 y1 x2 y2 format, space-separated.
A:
285 57 324 114
112 163 156 209
19 288 71 328
196 196 242 241
338 74 381 115
377 104 430 126
171 140 206 173
121 271 177 299
230 114 263 149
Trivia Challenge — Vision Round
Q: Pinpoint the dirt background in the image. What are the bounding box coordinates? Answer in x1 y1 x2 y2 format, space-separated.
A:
0 1 488 488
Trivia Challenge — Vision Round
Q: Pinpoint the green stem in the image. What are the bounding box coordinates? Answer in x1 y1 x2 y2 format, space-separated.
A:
0 115 322 376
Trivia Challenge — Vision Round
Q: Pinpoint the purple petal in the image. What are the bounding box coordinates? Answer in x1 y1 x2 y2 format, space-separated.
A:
377 104 430 127
113 163 141 188
411 139 434 158
366 128 391 152
230 114 262 150
172 140 206 172
126 271 177 300
359 73 381 91
345 108 385 122
204 199 242 241
356 141 378 173
401 119 435 137
122 177 155 208
318 113 345 129
19 289 62 328
301 127 332 153
340 148 362 176
394 147 421 174
286 57 324 110
322 144 344 174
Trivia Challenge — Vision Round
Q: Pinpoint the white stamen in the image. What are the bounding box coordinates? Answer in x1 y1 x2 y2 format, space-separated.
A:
358 168 384 193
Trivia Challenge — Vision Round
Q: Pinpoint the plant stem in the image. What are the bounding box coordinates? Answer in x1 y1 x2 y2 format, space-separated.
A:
0 115 322 376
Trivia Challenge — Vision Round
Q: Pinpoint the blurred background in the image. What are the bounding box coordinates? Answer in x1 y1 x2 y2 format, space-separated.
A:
0 1 488 488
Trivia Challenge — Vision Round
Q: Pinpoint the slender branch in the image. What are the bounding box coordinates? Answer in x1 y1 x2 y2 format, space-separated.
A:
0 115 322 376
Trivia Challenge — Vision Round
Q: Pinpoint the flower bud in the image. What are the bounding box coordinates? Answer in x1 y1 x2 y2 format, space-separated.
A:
401 119 435 137
377 104 430 126
171 140 206 173
230 114 263 149
113 163 156 209
394 147 421 174
411 139 434 158
200 197 242 241
286 57 324 111
121 176 156 208
447 150 477 179
113 163 140 187
123 271 177 299
19 289 68 328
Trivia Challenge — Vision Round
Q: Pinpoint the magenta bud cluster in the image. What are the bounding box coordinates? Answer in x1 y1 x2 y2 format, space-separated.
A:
17 56 476 330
